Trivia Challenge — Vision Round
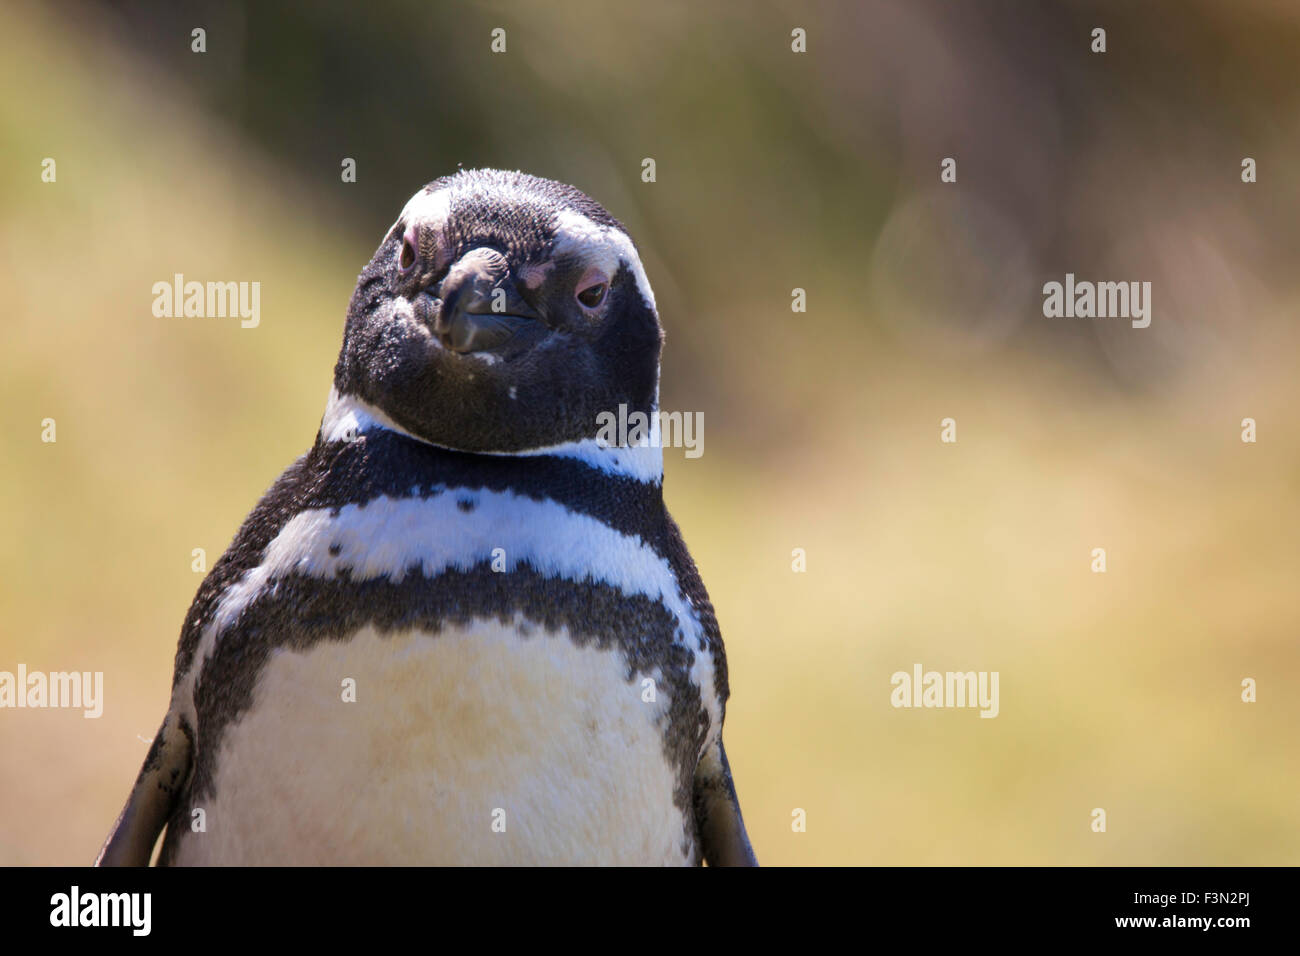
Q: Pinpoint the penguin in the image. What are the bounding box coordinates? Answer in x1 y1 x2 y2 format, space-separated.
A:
96 168 758 866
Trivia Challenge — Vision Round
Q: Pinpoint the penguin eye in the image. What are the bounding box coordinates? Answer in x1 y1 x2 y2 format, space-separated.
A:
576 283 606 308
575 274 608 309
398 224 418 274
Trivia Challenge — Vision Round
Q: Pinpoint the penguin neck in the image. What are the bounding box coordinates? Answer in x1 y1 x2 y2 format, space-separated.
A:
319 387 664 485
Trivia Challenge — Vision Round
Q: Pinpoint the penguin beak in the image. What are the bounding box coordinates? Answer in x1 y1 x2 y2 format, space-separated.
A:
433 247 542 354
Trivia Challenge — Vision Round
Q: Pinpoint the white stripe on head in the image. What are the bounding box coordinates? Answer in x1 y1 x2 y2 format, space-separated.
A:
553 208 657 313
397 185 656 315
398 186 452 231
176 489 716 732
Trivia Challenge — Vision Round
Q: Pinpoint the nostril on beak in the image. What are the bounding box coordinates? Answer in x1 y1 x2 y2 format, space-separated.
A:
436 271 488 337
429 248 536 352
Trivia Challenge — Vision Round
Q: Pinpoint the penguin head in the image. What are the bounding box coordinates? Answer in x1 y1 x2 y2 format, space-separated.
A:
332 169 662 453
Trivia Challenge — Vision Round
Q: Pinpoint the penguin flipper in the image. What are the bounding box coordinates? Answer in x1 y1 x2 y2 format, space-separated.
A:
95 713 192 866
694 737 759 866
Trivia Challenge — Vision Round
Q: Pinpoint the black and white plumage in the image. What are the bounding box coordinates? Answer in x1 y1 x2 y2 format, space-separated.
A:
97 169 757 866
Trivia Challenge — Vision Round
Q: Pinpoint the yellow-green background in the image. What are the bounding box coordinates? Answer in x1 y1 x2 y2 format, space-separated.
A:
2 0 1296 864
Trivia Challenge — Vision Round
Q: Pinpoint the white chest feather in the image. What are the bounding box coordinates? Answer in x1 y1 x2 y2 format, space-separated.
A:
170 619 694 865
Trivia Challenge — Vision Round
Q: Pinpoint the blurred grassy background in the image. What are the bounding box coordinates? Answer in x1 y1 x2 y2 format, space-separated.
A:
2 0 1297 864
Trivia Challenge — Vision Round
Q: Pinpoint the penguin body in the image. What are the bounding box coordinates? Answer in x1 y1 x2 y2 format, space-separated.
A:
98 170 756 866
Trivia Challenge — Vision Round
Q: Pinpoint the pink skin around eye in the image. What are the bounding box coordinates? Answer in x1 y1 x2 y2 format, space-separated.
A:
575 267 609 304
